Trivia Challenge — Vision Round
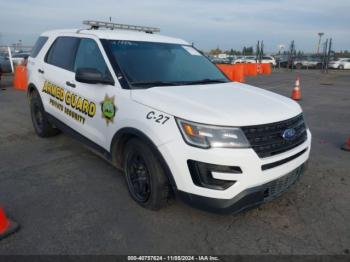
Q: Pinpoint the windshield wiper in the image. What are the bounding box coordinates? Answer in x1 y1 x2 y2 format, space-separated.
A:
130 81 180 87
181 79 228 85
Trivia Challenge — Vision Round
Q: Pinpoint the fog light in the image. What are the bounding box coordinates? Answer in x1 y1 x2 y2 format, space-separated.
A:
187 160 242 190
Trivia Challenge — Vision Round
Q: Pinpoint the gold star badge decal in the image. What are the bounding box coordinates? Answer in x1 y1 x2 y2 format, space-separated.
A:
100 95 117 125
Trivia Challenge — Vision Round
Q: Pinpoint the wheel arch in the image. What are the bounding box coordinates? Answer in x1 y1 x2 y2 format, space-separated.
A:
110 127 177 190
27 82 39 98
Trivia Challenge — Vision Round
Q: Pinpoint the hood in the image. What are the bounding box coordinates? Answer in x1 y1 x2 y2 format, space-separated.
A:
131 82 302 126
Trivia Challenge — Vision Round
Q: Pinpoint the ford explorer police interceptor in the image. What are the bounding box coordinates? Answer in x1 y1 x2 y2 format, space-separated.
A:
27 20 311 213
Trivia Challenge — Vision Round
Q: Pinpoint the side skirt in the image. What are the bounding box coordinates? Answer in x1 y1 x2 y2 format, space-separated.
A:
46 113 113 162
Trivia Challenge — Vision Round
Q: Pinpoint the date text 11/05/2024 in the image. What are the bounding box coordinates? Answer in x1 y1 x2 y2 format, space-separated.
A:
127 255 220 261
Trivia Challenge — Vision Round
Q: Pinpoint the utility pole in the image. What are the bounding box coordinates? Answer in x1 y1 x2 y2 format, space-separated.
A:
322 39 328 71
317 32 324 54
255 40 264 63
288 40 295 70
325 38 332 73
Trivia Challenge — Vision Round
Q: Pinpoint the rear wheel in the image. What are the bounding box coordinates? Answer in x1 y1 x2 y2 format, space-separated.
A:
295 63 302 69
123 138 171 210
339 65 344 70
30 90 60 137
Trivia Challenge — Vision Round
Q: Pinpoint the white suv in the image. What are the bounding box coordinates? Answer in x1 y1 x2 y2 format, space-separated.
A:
261 56 277 66
328 58 350 69
27 21 311 213
233 56 256 64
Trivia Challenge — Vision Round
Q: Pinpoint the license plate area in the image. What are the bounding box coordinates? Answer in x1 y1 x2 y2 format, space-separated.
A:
263 166 304 201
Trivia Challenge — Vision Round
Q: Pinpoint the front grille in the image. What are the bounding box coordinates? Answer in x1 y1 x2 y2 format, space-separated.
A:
242 114 307 158
263 166 304 201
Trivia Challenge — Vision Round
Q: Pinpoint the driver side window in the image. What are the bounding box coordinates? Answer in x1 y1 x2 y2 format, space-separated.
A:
74 38 110 78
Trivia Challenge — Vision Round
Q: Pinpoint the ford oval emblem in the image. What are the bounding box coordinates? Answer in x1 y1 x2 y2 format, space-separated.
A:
282 128 296 140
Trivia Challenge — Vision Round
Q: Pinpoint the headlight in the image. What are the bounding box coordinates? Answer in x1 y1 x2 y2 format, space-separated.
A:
176 118 250 149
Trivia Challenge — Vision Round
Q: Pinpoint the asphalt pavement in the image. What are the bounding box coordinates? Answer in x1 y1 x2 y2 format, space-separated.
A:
0 69 349 255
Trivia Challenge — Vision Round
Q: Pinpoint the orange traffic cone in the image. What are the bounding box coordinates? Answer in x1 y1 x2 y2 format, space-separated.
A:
257 63 263 74
0 207 19 240
341 137 350 151
13 65 28 91
292 76 301 101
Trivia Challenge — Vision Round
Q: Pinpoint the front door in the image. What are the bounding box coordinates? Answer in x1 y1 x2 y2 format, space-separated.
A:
69 37 118 149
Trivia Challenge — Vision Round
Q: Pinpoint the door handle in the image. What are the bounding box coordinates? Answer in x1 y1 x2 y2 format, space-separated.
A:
38 69 44 74
66 81 76 88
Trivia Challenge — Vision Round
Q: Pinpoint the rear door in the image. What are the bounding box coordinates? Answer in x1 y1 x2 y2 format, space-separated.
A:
28 36 49 93
41 36 80 123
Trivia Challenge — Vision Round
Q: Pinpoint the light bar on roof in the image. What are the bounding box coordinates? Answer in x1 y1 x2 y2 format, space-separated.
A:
83 20 160 33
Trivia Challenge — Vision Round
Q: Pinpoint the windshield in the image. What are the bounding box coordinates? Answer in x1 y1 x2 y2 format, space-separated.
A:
102 40 228 88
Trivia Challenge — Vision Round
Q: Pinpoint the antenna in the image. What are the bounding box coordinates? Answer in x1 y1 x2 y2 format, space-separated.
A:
82 20 160 34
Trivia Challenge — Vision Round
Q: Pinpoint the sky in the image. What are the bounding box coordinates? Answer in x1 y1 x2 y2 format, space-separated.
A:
0 0 349 53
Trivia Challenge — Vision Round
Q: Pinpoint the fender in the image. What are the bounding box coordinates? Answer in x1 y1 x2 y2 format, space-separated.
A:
111 127 177 190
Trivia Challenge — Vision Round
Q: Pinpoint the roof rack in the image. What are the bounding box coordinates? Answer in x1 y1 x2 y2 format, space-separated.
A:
83 20 160 34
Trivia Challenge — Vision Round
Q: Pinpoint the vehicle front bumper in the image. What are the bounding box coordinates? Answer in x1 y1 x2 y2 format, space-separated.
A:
177 163 307 213
158 129 311 212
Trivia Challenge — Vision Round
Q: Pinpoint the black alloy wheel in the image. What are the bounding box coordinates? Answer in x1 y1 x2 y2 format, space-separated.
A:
126 152 152 203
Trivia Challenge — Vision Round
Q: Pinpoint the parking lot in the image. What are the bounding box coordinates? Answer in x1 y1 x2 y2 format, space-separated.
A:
0 69 349 255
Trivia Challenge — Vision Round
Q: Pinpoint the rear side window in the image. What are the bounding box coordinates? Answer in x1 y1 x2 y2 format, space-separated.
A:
30 36 48 58
45 37 79 71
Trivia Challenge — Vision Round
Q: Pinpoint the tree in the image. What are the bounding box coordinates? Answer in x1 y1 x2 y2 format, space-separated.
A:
242 46 253 55
297 50 304 57
209 48 222 56
207 48 241 56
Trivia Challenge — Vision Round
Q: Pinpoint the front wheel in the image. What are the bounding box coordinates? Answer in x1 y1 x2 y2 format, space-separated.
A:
339 65 344 70
123 138 171 210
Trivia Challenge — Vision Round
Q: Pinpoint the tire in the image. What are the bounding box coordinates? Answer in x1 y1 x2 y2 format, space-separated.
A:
339 65 344 70
30 90 60 137
296 63 302 69
123 138 171 210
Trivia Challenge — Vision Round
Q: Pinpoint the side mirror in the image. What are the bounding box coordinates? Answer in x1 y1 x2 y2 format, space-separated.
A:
75 68 115 85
